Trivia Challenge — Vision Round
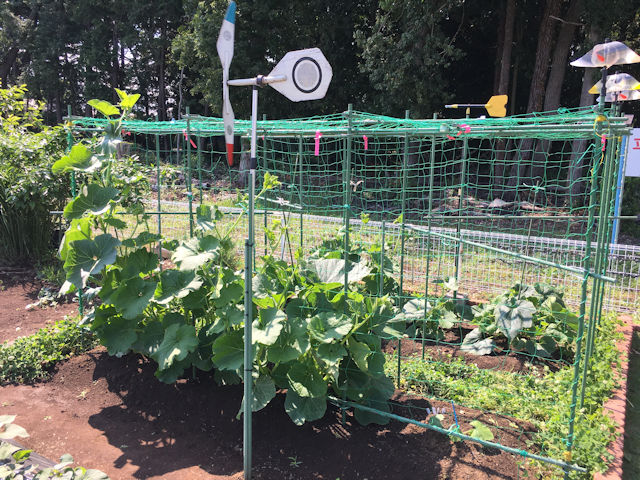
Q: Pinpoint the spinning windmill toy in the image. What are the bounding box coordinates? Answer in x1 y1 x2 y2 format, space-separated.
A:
216 2 333 478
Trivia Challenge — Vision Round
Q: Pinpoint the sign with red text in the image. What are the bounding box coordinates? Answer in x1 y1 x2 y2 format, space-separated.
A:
627 128 640 177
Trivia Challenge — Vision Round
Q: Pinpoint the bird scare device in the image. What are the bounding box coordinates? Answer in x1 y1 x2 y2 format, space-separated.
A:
570 41 640 68
216 2 332 166
445 95 508 118
216 1 236 166
216 4 332 479
588 73 640 94
597 89 640 103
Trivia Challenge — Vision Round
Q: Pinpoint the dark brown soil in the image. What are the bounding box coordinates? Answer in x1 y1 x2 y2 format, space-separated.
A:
0 278 537 480
0 270 78 343
383 328 566 374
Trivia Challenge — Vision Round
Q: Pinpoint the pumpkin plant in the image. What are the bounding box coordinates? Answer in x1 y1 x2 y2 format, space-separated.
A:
53 92 402 426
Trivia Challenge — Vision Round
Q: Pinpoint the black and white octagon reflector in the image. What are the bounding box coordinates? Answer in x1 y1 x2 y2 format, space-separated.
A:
268 48 332 102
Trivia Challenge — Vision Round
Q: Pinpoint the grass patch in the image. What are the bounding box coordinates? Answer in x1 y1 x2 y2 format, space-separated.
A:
622 326 640 480
0 319 97 384
385 314 622 478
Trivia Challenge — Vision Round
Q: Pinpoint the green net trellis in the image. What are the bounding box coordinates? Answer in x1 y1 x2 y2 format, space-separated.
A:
69 106 632 478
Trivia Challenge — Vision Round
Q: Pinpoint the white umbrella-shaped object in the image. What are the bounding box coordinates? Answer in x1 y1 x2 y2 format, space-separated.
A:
571 40 640 68
588 72 640 94
597 89 640 102
217 1 236 166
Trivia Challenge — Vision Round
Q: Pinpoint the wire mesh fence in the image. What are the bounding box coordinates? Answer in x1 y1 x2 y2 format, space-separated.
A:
68 106 633 477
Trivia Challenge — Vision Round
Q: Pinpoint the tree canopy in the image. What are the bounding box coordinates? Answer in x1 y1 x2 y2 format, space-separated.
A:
1 0 639 122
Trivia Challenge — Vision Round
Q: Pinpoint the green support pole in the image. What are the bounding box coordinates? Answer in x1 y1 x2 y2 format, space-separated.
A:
341 105 353 425
580 131 616 407
67 105 83 315
399 110 410 305
453 111 470 299
186 106 194 237
564 144 600 478
155 115 163 269
423 117 437 360
263 114 268 257
379 221 385 297
197 127 203 206
298 135 304 251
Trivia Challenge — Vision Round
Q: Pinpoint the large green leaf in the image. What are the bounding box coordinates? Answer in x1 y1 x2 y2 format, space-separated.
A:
153 270 203 304
172 235 220 271
211 329 244 370
467 420 494 441
115 89 140 109
63 184 119 219
88 99 120 117
107 277 157 319
286 362 327 398
119 249 159 280
460 328 496 356
317 343 347 382
52 144 101 174
59 218 91 262
284 390 327 425
348 337 373 372
196 204 223 232
495 299 536 342
308 312 353 343
309 258 371 285
64 234 120 289
252 307 285 346
266 316 310 364
98 316 138 357
152 324 198 370
238 375 276 419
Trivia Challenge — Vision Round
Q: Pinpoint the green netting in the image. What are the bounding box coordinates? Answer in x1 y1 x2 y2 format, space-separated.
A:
69 106 632 478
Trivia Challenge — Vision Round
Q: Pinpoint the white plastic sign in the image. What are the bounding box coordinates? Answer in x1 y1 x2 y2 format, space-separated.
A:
626 128 640 177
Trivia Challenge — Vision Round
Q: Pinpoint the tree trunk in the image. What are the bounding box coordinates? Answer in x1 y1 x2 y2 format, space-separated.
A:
493 0 516 194
543 0 582 111
568 25 599 207
497 0 516 95
158 24 167 122
0 47 19 87
504 0 561 198
526 0 562 113
531 0 583 182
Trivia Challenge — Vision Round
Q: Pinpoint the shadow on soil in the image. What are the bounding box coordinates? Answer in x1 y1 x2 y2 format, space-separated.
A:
87 351 519 479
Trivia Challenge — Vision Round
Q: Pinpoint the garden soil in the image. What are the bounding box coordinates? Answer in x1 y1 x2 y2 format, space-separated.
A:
1 276 535 480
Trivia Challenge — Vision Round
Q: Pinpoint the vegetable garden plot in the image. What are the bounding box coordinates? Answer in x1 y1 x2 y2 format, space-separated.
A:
65 104 630 479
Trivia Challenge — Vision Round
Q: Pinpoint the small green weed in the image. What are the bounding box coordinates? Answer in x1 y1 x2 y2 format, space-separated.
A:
0 319 96 384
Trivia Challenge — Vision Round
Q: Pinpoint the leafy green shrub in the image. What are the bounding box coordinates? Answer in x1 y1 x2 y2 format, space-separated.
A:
0 319 96 384
0 85 68 263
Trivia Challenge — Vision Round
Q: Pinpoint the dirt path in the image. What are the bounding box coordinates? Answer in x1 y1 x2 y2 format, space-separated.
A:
0 271 78 343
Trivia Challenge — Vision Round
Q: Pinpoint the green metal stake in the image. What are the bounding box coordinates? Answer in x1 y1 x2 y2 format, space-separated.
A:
398 110 410 305
580 130 616 406
155 115 163 270
263 114 268 257
298 135 304 251
378 221 386 297
564 145 600 478
341 105 353 425
423 119 437 360
66 105 83 316
186 106 194 237
453 110 470 299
